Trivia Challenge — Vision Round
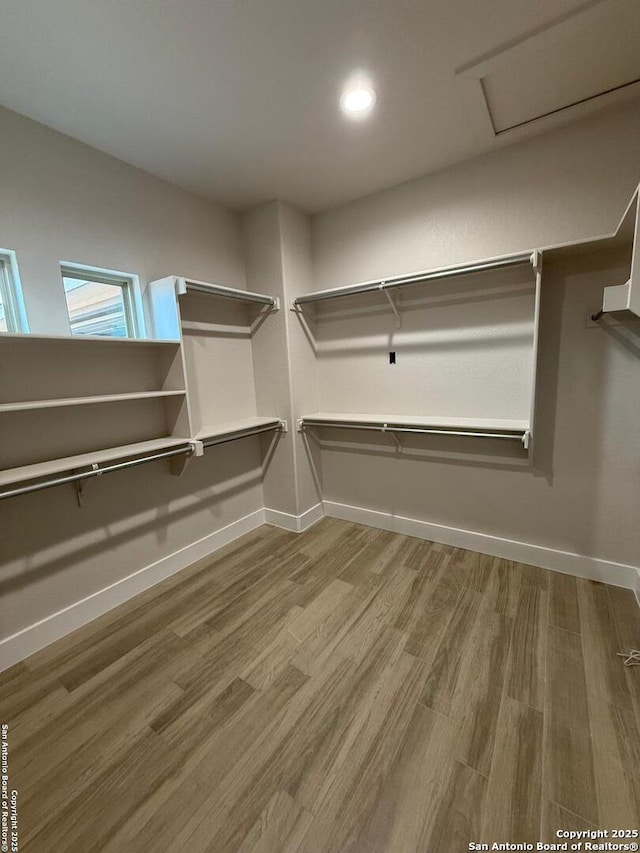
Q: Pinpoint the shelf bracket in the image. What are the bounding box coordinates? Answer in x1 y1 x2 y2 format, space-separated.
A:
380 283 401 328
170 440 202 476
382 423 402 450
522 430 531 451
74 463 100 507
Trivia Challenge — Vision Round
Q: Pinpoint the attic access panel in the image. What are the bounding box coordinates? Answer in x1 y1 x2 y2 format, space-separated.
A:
456 0 640 141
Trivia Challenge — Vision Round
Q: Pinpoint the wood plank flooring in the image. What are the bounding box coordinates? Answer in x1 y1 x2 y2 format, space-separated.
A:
2 518 639 852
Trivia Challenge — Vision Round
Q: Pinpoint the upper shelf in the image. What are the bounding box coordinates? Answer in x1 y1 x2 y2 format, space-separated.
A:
293 251 535 307
147 275 279 340
596 187 639 318
302 412 528 430
0 390 186 413
542 187 638 262
176 276 278 308
291 182 640 322
542 183 640 320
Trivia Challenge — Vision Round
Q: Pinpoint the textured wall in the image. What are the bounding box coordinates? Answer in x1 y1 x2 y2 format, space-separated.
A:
244 202 321 517
310 102 640 573
0 106 244 336
313 266 536 423
313 102 640 289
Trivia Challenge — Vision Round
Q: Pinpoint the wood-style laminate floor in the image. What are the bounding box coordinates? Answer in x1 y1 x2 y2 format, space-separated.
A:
2 519 640 852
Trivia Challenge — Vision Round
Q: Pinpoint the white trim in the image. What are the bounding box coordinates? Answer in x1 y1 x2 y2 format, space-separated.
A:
0 502 326 673
3 498 637 673
264 502 324 533
60 260 147 339
0 508 265 673
0 248 30 333
323 500 640 592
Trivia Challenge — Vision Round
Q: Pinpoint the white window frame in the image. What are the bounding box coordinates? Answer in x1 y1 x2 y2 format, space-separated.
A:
0 249 30 333
60 261 147 339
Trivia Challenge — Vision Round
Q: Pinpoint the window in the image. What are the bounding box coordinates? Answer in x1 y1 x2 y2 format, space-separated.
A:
0 249 29 333
61 263 145 338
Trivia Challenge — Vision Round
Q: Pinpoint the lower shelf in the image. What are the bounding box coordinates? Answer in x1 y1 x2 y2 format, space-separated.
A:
196 416 284 446
0 437 193 488
0 418 287 497
300 412 530 445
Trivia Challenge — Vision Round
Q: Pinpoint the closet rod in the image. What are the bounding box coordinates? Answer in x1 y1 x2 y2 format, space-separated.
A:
294 252 534 305
183 280 276 306
202 421 284 448
0 445 194 501
302 420 525 441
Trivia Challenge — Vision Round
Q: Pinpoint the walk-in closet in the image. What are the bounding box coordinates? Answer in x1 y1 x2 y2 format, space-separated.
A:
1 1 639 850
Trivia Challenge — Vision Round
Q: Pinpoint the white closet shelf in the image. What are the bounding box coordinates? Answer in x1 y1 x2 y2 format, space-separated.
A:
0 437 193 488
302 412 527 430
300 413 530 445
293 251 535 306
544 183 640 320
176 277 278 308
196 416 285 445
595 187 639 318
544 186 637 261
0 332 180 346
0 390 187 413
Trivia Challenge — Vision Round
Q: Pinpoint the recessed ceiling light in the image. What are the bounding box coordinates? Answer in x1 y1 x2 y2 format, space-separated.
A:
340 80 377 118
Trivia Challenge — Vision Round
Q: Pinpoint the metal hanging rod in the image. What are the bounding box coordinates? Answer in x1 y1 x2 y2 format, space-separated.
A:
293 252 535 306
202 421 285 449
301 419 528 444
0 445 195 501
179 277 277 307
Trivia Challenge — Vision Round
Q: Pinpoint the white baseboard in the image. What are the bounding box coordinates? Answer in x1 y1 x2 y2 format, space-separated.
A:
324 500 640 592
3 498 637 674
0 502 326 673
0 508 266 673
264 502 324 533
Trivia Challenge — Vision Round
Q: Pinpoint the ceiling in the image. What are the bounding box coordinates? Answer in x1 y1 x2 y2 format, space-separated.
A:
0 0 638 213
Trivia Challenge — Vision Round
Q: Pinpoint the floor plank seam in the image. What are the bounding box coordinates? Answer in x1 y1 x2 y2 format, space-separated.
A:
415 699 450 720
548 798 599 828
539 584 552 841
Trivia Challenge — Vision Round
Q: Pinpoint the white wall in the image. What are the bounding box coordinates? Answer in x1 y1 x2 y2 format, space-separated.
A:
278 203 323 514
310 102 640 579
0 107 266 646
313 102 640 289
0 106 244 336
244 202 322 520
179 295 259 434
243 202 298 517
313 266 536 424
